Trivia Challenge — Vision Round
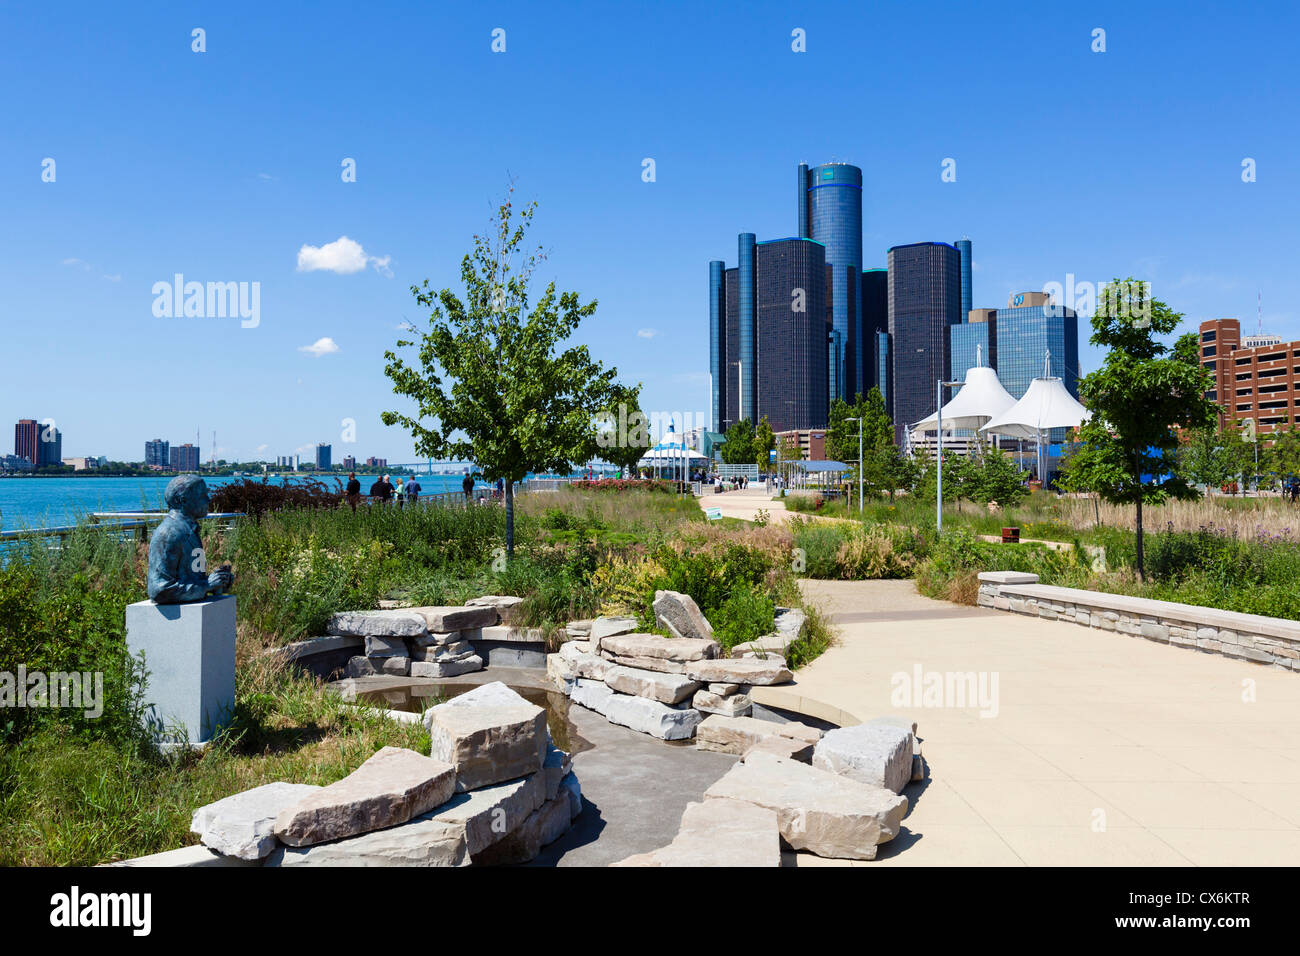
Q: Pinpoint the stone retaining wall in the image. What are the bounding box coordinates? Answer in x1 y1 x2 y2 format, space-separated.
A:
976 571 1300 672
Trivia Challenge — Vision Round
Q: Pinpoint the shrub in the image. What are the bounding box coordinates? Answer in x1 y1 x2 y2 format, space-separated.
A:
210 477 344 518
835 524 916 579
793 522 845 578
708 582 775 653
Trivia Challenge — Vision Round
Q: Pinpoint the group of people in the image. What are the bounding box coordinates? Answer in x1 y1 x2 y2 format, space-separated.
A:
343 472 422 512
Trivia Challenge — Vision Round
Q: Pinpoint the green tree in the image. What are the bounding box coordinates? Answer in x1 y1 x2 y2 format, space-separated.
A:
1179 425 1236 493
720 419 755 465
753 416 776 470
1265 421 1300 489
382 187 619 554
1059 278 1217 579
969 442 1030 505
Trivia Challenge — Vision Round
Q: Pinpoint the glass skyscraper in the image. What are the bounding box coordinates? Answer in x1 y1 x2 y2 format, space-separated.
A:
862 267 888 395
799 162 863 400
711 237 828 433
887 242 963 443
994 300 1079 401
955 238 973 321
950 320 996 384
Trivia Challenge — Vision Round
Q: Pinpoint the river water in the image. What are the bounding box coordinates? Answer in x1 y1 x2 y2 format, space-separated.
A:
0 474 488 530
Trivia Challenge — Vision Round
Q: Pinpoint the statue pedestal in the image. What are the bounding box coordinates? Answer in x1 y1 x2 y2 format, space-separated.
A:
125 595 236 746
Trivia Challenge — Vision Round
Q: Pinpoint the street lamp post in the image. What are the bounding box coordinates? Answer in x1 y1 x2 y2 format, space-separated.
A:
936 379 964 533
845 416 863 514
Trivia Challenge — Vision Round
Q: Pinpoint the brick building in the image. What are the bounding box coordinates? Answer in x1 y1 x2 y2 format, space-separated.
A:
1201 318 1300 435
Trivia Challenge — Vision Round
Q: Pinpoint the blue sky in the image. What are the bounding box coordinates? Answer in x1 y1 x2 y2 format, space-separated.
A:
3 0 1298 463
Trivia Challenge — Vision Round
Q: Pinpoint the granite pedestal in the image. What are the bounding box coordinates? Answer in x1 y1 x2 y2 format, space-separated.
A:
126 595 236 746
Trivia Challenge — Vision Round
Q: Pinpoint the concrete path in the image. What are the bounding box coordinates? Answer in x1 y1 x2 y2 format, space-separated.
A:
702 485 837 525
788 578 1300 866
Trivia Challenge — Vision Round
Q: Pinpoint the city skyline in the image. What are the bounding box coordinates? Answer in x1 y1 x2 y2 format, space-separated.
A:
4 2 1298 461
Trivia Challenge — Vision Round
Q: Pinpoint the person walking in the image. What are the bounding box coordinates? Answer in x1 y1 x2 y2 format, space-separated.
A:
368 474 385 503
394 476 405 508
345 472 361 512
462 472 474 501
406 476 421 504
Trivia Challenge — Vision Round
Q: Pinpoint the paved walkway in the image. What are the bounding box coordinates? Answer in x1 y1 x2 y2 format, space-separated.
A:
702 485 835 525
788 578 1300 866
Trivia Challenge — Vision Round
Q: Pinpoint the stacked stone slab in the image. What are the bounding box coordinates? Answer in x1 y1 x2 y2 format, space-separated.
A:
695 714 823 757
704 752 909 860
329 601 523 680
612 798 782 867
187 682 580 866
548 599 798 738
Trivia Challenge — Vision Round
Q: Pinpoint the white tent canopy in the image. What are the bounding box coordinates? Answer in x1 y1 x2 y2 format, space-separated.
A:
637 423 709 479
980 376 1088 438
911 365 1018 432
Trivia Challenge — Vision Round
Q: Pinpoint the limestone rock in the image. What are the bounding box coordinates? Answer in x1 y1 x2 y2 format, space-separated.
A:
601 632 719 663
465 595 525 624
612 798 780 867
565 620 594 641
543 744 573 801
327 609 428 638
345 655 377 678
773 606 806 639
729 633 794 659
424 682 547 791
428 773 545 857
605 693 701 740
589 616 639 653
560 772 582 820
547 653 577 693
559 645 614 681
471 795 573 866
812 723 913 794
704 752 908 860
273 747 456 847
684 658 792 686
410 655 482 678
191 782 321 861
411 639 475 662
604 653 688 674
267 812 469 867
377 655 410 677
603 664 700 705
693 688 752 717
409 605 500 632
570 678 616 715
742 735 814 763
464 625 548 644
695 714 822 755
709 682 742 695
410 631 462 648
653 589 716 643
364 634 409 658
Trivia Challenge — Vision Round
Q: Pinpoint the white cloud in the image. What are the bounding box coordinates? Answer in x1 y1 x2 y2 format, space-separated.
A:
103 273 121 282
256 443 268 453
637 328 659 339
296 235 392 276
298 336 340 357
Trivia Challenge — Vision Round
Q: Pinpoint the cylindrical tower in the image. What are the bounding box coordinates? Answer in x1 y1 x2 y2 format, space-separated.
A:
804 163 863 401
737 233 757 424
709 260 725 433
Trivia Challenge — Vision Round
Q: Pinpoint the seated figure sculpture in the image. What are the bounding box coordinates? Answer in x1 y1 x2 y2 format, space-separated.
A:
147 475 234 604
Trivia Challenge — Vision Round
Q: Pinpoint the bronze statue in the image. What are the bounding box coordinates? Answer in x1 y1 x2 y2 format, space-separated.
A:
147 475 234 604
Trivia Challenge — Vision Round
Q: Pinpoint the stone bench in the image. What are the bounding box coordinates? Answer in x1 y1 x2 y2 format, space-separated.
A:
976 572 1300 671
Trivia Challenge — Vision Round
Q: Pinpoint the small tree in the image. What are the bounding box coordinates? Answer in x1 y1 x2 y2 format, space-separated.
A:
753 416 776 471
382 187 619 554
1179 425 1235 494
720 419 755 465
1062 279 1216 579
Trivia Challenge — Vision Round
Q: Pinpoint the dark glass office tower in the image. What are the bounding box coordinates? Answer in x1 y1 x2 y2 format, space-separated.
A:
955 238 973 320
756 239 828 432
887 242 963 444
862 268 888 394
709 260 726 432
712 238 828 433
800 163 863 400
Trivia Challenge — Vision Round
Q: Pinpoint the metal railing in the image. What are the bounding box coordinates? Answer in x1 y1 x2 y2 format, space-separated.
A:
0 511 245 546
